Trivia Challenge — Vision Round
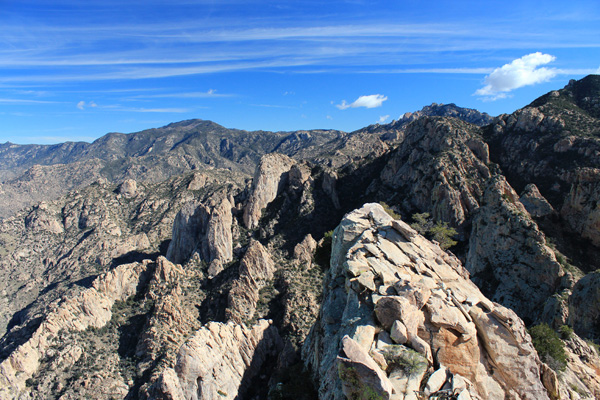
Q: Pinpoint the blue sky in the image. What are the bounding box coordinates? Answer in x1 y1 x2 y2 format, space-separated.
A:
1 0 599 144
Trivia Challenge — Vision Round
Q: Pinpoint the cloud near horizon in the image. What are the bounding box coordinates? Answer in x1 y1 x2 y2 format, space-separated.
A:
475 52 558 100
337 94 388 110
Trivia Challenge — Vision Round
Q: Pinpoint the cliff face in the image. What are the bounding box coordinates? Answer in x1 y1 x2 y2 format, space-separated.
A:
466 176 565 323
379 117 491 227
243 153 296 229
484 76 600 248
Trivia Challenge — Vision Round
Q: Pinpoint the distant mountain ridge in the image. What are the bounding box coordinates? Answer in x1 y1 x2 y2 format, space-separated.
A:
0 103 493 218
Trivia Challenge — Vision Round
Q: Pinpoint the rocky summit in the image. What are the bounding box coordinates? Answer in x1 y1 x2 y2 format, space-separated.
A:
1 76 600 399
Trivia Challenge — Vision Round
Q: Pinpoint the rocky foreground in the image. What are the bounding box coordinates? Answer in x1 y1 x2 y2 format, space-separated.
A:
2 203 599 399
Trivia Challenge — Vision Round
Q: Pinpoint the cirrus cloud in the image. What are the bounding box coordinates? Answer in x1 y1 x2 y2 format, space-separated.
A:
77 100 97 110
336 94 388 110
475 52 558 100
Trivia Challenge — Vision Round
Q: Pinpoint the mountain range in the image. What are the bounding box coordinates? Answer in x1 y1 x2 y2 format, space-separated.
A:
0 76 599 399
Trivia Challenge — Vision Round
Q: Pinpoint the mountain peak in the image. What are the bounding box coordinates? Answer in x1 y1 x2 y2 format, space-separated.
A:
529 74 600 118
396 102 494 127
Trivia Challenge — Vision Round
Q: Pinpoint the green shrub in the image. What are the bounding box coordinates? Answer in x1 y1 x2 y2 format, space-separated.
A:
380 345 428 375
410 212 432 235
410 213 457 250
558 325 573 340
379 202 401 220
529 323 567 372
429 222 458 250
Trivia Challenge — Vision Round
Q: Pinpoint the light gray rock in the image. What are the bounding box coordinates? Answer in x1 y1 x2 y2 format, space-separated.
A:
337 335 394 400
118 178 137 197
303 203 553 400
243 153 295 229
390 320 409 344
466 176 564 321
519 183 556 218
166 194 233 266
226 240 276 323
424 366 448 396
148 320 283 400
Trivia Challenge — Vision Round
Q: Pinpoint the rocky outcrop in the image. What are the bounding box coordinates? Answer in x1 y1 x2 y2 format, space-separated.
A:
466 176 564 322
498 107 565 134
322 169 341 210
135 258 197 368
166 193 234 269
0 260 152 399
226 240 276 323
293 234 318 268
484 77 600 226
304 203 552 400
397 103 495 127
118 178 138 197
561 168 600 246
146 319 283 400
380 117 491 227
559 334 600 399
569 271 600 338
520 183 556 218
243 153 296 229
24 201 64 234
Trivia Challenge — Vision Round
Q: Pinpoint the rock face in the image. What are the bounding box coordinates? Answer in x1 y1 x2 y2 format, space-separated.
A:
561 169 600 247
0 260 152 399
304 203 551 400
166 192 234 268
243 153 296 229
226 240 276 323
484 76 600 247
519 183 556 218
560 334 600 399
466 176 564 322
147 319 282 400
380 117 491 227
569 271 600 338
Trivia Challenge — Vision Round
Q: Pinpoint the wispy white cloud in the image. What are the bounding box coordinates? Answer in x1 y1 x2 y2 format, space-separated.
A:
378 115 390 124
127 107 191 113
127 89 233 99
337 94 387 110
77 100 97 110
250 104 297 109
1 14 598 85
99 104 192 113
475 52 558 100
0 98 58 104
